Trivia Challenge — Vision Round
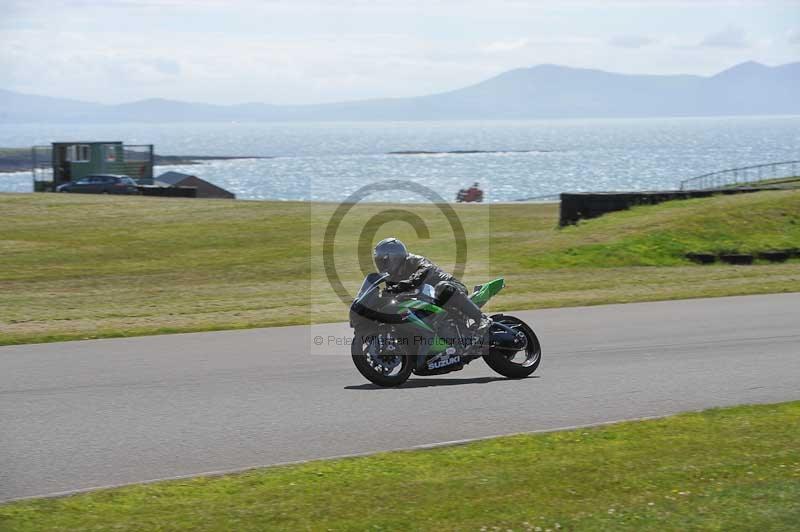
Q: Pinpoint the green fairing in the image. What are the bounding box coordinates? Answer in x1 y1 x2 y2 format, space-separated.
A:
470 278 505 307
399 300 442 333
399 300 445 314
405 312 434 332
382 278 505 343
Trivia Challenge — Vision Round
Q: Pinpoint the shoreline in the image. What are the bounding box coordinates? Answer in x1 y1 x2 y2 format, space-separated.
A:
0 190 561 205
0 147 272 173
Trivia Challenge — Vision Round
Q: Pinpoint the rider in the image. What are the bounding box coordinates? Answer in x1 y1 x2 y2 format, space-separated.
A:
372 237 492 344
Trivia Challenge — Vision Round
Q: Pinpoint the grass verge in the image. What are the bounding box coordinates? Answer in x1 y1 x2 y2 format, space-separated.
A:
1 401 798 531
1 190 799 345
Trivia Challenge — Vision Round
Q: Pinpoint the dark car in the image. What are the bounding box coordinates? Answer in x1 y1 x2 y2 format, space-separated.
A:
56 174 140 195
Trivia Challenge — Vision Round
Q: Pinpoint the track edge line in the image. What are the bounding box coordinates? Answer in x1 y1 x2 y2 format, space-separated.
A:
1 411 688 505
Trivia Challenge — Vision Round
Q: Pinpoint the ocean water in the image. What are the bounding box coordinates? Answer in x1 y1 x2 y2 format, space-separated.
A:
0 116 798 201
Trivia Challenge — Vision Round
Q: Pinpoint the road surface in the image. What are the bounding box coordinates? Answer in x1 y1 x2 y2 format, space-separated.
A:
2 293 799 502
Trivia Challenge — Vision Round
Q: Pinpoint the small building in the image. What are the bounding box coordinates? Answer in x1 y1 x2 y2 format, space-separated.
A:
33 141 153 192
155 171 236 199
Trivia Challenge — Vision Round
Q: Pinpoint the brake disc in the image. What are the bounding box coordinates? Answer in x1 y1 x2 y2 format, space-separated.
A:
366 335 401 374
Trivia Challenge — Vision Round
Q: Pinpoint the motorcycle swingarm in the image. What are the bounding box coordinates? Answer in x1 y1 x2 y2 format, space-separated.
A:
489 321 528 352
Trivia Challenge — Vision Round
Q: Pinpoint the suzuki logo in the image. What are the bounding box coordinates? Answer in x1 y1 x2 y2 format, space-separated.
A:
428 355 461 370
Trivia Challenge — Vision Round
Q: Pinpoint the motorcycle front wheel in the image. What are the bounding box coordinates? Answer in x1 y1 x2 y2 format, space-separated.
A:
351 329 414 387
483 315 541 379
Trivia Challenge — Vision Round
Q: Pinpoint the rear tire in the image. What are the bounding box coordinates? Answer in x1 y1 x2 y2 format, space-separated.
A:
351 330 414 387
483 315 541 379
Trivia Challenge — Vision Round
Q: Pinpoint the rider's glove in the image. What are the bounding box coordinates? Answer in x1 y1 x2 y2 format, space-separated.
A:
387 280 414 294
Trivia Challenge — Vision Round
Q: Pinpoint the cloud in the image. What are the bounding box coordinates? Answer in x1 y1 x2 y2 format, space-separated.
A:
151 59 181 76
789 29 800 45
2 2 792 105
482 38 530 53
699 26 750 48
608 35 655 49
0 28 497 104
105 58 183 85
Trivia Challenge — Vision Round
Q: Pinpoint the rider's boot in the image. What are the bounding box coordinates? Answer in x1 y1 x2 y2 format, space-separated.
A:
472 315 493 338
435 282 493 352
455 293 493 354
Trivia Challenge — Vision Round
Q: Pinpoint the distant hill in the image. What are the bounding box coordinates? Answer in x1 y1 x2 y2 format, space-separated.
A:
1 61 798 123
0 89 102 122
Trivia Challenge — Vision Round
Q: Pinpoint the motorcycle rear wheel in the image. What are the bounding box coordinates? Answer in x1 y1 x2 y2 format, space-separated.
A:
483 315 541 378
351 330 414 387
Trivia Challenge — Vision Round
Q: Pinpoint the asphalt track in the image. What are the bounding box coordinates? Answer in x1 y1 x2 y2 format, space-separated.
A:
2 293 799 502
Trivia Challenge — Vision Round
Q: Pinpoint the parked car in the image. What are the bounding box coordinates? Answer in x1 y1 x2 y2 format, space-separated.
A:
56 174 140 195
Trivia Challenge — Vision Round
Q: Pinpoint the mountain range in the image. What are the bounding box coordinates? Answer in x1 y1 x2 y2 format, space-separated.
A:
1 61 798 123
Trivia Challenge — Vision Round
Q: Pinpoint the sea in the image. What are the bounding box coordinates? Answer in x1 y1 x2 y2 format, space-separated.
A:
1 116 798 202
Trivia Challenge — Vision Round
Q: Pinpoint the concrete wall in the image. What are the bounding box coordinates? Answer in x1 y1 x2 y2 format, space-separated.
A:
559 188 772 226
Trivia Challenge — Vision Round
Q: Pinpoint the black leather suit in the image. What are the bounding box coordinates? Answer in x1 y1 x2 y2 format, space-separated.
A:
385 254 481 322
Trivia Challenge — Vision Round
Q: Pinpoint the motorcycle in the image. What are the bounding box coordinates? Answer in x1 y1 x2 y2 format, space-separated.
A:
455 187 483 203
349 272 541 387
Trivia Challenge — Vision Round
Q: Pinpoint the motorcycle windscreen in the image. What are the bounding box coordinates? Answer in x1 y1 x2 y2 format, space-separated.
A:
355 272 388 300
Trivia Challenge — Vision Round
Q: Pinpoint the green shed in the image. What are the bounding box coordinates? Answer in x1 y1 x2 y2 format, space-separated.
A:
32 141 154 192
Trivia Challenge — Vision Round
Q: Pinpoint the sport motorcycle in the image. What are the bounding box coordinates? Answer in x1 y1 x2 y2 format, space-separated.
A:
349 272 541 387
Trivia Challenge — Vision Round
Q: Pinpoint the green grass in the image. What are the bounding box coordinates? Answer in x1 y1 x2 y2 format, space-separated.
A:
1 190 799 345
2 401 798 531
512 190 800 268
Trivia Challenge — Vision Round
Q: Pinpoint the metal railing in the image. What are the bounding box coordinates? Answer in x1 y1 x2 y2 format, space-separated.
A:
679 160 800 190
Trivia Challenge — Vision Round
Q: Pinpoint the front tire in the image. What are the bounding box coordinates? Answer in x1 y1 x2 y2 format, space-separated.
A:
483 315 541 378
351 330 414 387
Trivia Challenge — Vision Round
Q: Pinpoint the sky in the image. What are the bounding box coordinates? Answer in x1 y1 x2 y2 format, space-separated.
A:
1 0 798 105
